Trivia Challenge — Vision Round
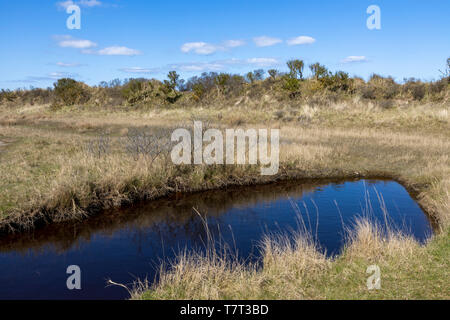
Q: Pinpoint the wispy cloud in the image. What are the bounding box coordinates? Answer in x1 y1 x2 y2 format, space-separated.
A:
55 35 97 49
119 67 159 74
246 58 279 67
120 56 279 75
15 72 80 83
79 0 101 6
223 40 246 48
181 42 220 55
341 56 368 63
56 62 84 67
57 0 102 10
169 57 279 72
287 36 316 46
170 62 225 72
253 36 282 47
48 72 79 79
181 39 246 55
55 35 140 56
96 46 142 56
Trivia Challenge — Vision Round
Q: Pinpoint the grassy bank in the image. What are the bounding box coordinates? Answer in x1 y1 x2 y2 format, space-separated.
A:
1 101 449 230
0 100 449 299
135 221 449 300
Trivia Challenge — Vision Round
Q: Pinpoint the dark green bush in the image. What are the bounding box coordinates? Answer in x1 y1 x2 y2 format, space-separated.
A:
282 75 301 98
359 74 400 100
327 71 351 92
403 79 426 101
121 78 155 104
184 72 245 101
361 85 377 99
53 78 91 106
0 89 17 103
122 78 146 100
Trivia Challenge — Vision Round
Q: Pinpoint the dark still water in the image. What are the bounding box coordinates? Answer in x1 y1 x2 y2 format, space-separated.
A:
0 179 433 300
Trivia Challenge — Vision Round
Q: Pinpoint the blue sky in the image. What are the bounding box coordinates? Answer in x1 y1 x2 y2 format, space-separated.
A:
0 0 449 89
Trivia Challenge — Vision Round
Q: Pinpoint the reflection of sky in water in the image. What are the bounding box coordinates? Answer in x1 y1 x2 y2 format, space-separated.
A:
0 180 432 300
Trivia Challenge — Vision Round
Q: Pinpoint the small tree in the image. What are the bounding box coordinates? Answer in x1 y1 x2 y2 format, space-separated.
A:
246 71 255 84
268 69 278 80
309 63 329 80
0 89 17 102
109 78 122 88
440 57 450 79
166 71 180 90
163 71 182 103
246 69 265 83
286 59 305 80
215 73 231 91
253 69 265 81
447 57 450 83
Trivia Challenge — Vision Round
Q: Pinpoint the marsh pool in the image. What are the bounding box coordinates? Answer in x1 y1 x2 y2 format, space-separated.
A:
0 179 433 299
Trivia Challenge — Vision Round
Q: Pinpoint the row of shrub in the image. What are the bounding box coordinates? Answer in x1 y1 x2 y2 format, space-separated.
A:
1 58 449 109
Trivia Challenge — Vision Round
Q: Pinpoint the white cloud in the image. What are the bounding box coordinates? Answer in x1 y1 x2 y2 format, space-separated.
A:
55 35 140 56
97 46 142 56
170 57 279 72
79 0 101 7
48 72 77 79
170 62 224 72
181 42 221 55
181 39 246 55
19 72 79 83
341 56 368 63
216 58 241 66
119 67 158 74
246 58 279 67
55 35 141 56
223 40 246 48
57 36 97 49
57 1 74 9
57 0 101 10
118 56 280 75
253 36 282 47
56 62 83 67
287 36 316 46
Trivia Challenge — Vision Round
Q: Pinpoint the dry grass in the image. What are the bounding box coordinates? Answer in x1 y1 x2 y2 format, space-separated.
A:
343 219 419 262
0 100 449 299
135 229 330 300
134 217 448 300
1 101 449 229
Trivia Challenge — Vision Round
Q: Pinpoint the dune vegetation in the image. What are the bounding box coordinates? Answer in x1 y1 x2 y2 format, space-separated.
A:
0 58 449 299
